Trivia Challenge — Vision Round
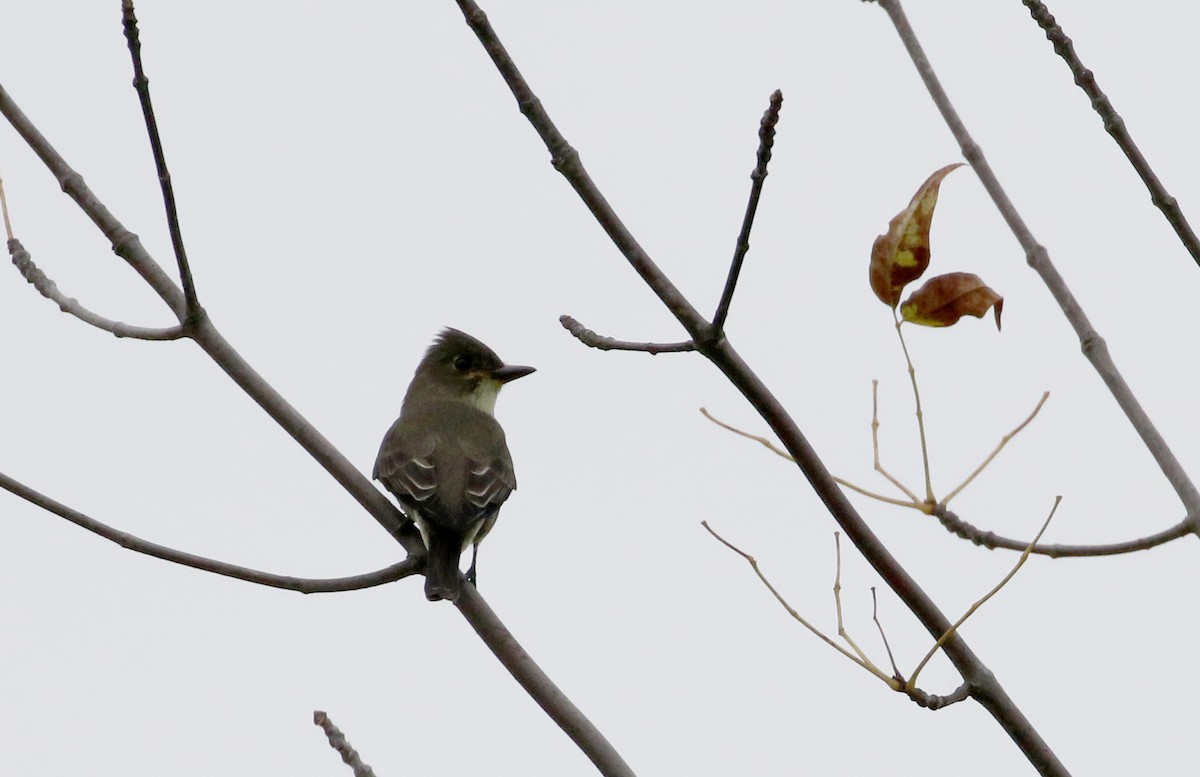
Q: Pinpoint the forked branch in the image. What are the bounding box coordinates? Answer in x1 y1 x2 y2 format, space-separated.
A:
0 79 420 554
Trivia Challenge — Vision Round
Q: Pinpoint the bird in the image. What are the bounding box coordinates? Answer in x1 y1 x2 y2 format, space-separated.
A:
373 329 534 602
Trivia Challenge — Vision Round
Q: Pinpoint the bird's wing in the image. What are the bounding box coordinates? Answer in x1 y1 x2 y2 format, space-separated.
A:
373 428 439 507
464 454 516 511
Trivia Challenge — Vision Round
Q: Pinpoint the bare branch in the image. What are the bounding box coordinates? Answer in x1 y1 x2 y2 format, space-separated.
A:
455 584 638 777
559 315 695 354
935 505 1193 558
712 90 783 331
873 0 1200 523
0 469 419 593
121 0 201 317
1022 0 1200 267
313 711 378 777
8 238 184 340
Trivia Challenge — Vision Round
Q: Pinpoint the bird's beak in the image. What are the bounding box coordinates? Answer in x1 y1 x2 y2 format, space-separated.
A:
491 364 536 384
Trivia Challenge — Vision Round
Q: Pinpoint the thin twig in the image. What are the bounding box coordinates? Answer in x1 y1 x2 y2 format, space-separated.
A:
314 711 378 777
1022 0 1200 267
935 505 1191 558
870 380 920 503
712 90 783 331
700 407 921 510
834 478 928 509
942 391 1049 505
874 0 1200 525
833 532 872 665
9 239 184 340
699 407 792 461
893 315 934 503
0 469 419 593
121 0 200 318
871 587 902 682
0 174 14 239
559 315 695 354
909 497 1061 688
700 407 921 508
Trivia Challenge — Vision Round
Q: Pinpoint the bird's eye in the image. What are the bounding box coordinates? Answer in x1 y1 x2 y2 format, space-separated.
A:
452 355 472 372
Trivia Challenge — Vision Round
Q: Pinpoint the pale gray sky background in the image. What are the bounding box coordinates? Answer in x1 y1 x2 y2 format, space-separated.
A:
2 2 1198 775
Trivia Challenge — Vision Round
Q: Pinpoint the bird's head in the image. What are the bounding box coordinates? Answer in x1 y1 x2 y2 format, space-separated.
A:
405 328 535 415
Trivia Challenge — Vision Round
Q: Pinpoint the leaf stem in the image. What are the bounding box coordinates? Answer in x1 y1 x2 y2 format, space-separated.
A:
893 312 934 504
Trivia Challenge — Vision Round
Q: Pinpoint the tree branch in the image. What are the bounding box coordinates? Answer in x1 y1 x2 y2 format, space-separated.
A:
313 711 378 777
122 0 201 317
8 238 184 340
871 0 1200 527
712 89 782 331
935 505 1193 558
1021 0 1200 268
559 315 695 354
907 683 971 710
455 585 638 777
0 469 419 593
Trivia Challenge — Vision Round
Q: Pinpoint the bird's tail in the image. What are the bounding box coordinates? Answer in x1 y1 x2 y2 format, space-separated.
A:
423 527 465 602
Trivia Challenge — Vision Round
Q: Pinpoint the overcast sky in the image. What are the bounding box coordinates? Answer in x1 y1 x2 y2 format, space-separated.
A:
2 2 1198 775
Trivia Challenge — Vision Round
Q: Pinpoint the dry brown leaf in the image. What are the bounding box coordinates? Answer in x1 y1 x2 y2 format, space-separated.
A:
869 163 964 308
900 272 1004 330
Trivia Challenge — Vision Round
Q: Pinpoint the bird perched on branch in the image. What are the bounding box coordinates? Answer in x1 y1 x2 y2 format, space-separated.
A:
373 329 534 602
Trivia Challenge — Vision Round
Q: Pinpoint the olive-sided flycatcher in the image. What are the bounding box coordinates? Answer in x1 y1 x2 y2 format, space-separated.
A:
373 329 534 602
